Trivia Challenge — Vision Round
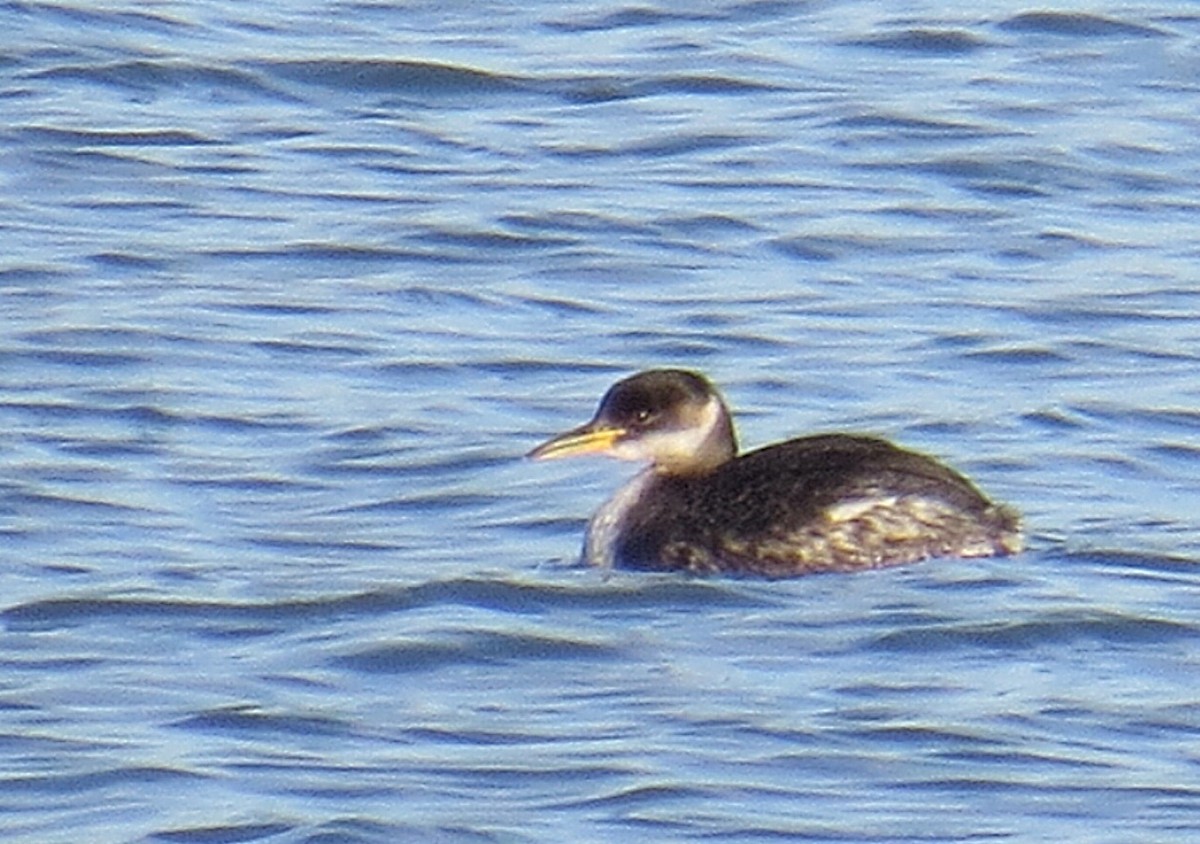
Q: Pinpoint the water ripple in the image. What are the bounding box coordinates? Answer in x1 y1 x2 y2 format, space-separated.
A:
26 59 281 99
254 59 528 98
998 11 1172 39
871 610 1198 653
846 29 989 54
3 765 202 794
546 7 722 32
332 629 621 674
151 821 294 844
17 126 217 147
172 705 361 740
2 576 772 631
6 1 1200 840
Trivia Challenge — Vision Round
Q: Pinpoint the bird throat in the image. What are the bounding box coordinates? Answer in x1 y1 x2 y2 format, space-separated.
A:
583 468 658 568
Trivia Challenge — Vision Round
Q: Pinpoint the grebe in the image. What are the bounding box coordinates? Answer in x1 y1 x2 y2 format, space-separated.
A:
528 369 1021 577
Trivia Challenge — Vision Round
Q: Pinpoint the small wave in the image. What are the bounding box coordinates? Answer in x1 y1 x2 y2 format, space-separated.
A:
27 59 282 100
902 154 1102 198
2 764 200 794
1052 547 1200 576
150 821 293 843
6 489 152 516
646 74 785 96
559 781 718 810
845 29 989 54
200 242 450 266
20 326 178 349
1072 403 1200 435
2 576 771 632
285 818 497 844
413 227 579 254
871 610 1197 653
30 4 189 35
21 347 148 368
546 7 721 33
254 59 527 97
1021 408 1087 431
171 704 360 739
250 338 368 359
830 111 995 141
89 251 174 271
1147 442 1200 464
557 73 789 103
18 126 215 148
331 629 620 674
962 345 1072 365
0 399 304 436
998 12 1170 39
771 233 955 264
550 130 764 160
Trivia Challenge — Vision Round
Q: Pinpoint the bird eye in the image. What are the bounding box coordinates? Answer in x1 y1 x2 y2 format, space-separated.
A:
634 408 654 425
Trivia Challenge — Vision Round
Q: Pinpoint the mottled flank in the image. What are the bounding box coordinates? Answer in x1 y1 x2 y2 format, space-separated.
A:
650 491 1023 578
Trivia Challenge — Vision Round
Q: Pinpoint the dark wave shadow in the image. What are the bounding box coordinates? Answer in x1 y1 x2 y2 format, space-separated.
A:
2 575 775 632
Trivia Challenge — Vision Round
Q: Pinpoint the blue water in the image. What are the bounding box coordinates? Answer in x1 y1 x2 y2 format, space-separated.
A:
4 1 1200 841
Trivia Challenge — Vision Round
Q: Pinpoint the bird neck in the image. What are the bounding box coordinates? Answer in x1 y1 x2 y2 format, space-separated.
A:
584 468 657 568
654 398 737 476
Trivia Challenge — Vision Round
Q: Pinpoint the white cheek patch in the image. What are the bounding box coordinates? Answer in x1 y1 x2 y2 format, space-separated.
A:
651 395 724 463
606 395 727 466
609 438 650 461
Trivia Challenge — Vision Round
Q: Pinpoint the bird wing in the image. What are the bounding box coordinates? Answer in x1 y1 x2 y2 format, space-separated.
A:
622 435 1019 576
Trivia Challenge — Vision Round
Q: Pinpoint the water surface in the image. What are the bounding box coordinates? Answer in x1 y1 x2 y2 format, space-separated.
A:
3 1 1200 842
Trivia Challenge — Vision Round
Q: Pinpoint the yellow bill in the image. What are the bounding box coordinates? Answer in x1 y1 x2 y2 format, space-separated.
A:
527 423 625 460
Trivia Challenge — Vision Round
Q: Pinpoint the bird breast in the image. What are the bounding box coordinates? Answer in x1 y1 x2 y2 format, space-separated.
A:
584 468 657 568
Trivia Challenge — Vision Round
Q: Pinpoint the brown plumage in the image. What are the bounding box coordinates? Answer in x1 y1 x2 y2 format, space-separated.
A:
528 369 1021 577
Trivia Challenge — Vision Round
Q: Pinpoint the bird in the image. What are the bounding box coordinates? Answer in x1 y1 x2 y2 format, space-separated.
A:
527 369 1021 577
